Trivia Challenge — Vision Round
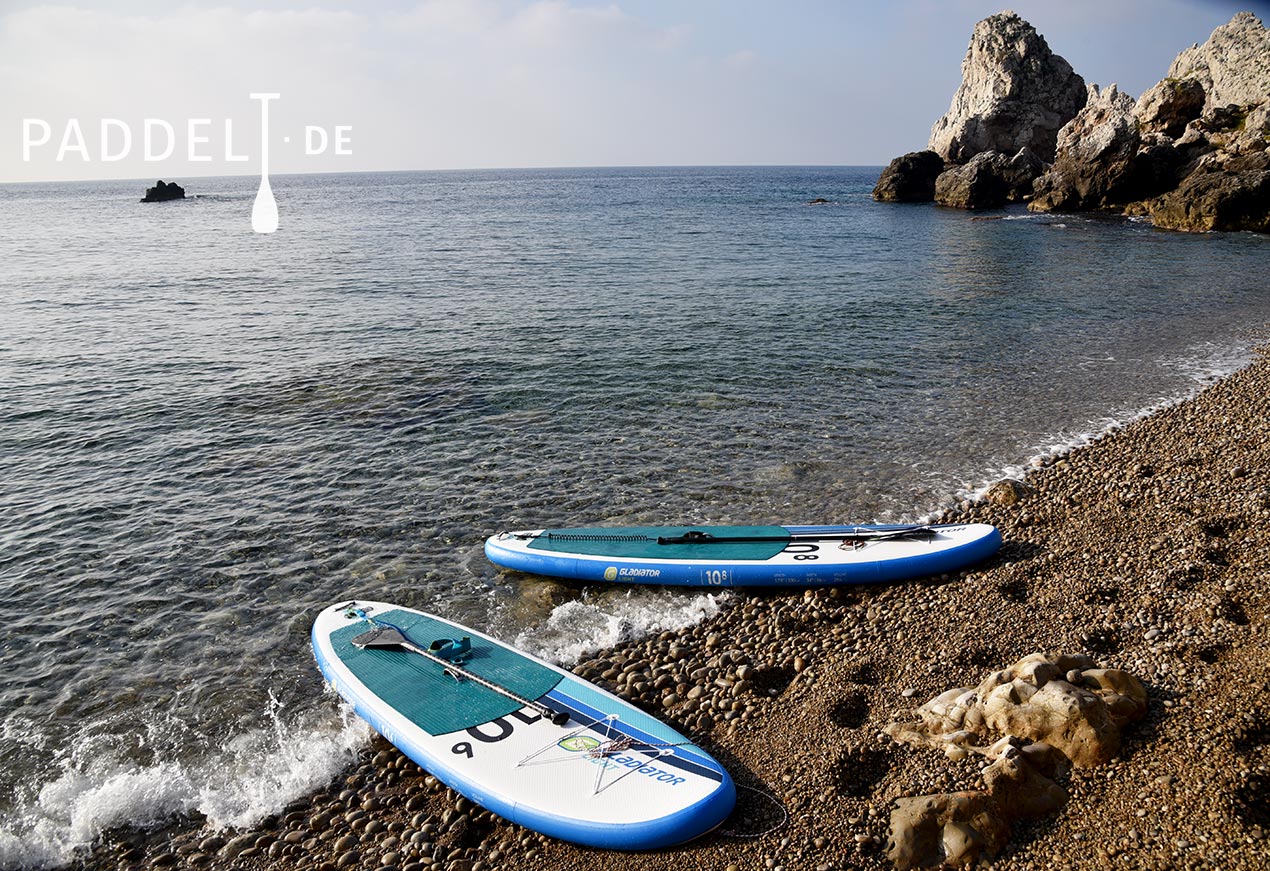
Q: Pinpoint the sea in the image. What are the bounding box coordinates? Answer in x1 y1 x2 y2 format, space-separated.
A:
1 166 1267 867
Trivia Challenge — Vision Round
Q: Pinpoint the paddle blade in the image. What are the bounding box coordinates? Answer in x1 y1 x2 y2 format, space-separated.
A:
251 179 278 234
351 626 409 650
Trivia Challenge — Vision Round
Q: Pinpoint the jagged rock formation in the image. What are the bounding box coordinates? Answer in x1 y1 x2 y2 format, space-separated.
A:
1031 11 1270 230
883 653 1147 869
1168 11 1270 111
1135 78 1206 138
877 10 1270 232
1029 84 1142 211
885 736 1069 870
141 180 185 202
873 151 945 202
928 11 1086 165
934 147 1043 209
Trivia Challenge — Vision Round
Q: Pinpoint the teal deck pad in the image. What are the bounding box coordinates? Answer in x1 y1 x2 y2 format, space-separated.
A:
527 526 790 561
331 610 562 736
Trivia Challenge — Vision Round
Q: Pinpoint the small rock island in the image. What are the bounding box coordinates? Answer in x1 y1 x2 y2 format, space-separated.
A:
141 180 186 203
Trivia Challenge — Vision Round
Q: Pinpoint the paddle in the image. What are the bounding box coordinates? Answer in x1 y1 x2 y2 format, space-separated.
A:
656 525 939 545
344 607 570 726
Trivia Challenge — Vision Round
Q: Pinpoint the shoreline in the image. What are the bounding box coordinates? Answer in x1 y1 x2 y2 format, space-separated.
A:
63 345 1270 871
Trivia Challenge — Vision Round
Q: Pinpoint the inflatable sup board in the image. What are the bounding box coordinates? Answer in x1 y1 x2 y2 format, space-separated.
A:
311 601 735 849
485 523 1001 587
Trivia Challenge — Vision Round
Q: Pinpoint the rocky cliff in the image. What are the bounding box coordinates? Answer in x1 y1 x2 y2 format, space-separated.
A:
1030 11 1270 230
928 11 1086 164
874 10 1270 233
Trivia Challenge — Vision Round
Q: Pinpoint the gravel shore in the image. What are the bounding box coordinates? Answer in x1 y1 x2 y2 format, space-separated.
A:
70 346 1270 871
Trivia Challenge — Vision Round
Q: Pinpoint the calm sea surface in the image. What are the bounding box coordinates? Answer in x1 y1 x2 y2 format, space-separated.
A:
1 167 1267 866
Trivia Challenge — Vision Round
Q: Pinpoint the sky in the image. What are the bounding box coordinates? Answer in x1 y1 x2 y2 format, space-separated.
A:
1 0 1264 182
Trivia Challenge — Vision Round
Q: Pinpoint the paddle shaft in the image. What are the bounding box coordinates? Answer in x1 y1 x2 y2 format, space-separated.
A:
396 638 562 721
656 526 937 545
346 606 568 725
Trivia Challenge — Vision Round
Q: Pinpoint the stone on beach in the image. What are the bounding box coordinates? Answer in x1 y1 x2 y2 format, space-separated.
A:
882 655 1145 868
886 790 1009 871
884 652 1147 767
884 736 1067 870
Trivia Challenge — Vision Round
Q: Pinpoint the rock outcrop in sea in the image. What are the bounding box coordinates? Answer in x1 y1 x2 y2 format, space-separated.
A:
875 10 1270 233
928 11 1086 165
141 180 185 202
872 151 945 202
872 11 1083 208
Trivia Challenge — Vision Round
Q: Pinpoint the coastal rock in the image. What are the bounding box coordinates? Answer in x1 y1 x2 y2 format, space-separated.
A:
931 147 1044 210
1178 101 1270 159
934 151 1011 210
1001 146 1046 198
141 180 185 202
928 11 1086 164
1140 13 1270 231
883 652 1148 767
883 11 1269 232
1147 151 1270 232
872 150 945 202
1134 78 1206 138
1029 84 1141 212
885 738 1067 870
984 478 1029 506
886 790 1009 871
1166 11 1270 112
1122 142 1190 204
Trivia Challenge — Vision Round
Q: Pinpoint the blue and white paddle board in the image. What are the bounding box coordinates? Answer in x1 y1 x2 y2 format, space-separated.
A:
311 601 735 849
485 523 1001 587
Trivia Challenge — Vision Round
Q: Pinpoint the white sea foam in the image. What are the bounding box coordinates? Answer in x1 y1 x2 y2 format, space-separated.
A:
514 590 726 666
1163 339 1254 386
0 762 197 870
0 698 369 870
195 693 370 831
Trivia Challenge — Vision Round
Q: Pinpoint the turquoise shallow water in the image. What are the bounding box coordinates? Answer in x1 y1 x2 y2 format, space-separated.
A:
1 166 1267 866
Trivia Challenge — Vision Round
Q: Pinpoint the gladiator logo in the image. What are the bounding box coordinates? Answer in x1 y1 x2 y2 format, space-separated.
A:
604 567 618 581
558 735 601 753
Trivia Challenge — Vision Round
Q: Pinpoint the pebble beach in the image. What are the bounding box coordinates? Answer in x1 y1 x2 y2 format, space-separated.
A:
64 343 1270 871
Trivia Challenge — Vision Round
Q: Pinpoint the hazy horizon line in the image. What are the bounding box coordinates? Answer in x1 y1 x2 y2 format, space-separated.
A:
1 163 891 187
